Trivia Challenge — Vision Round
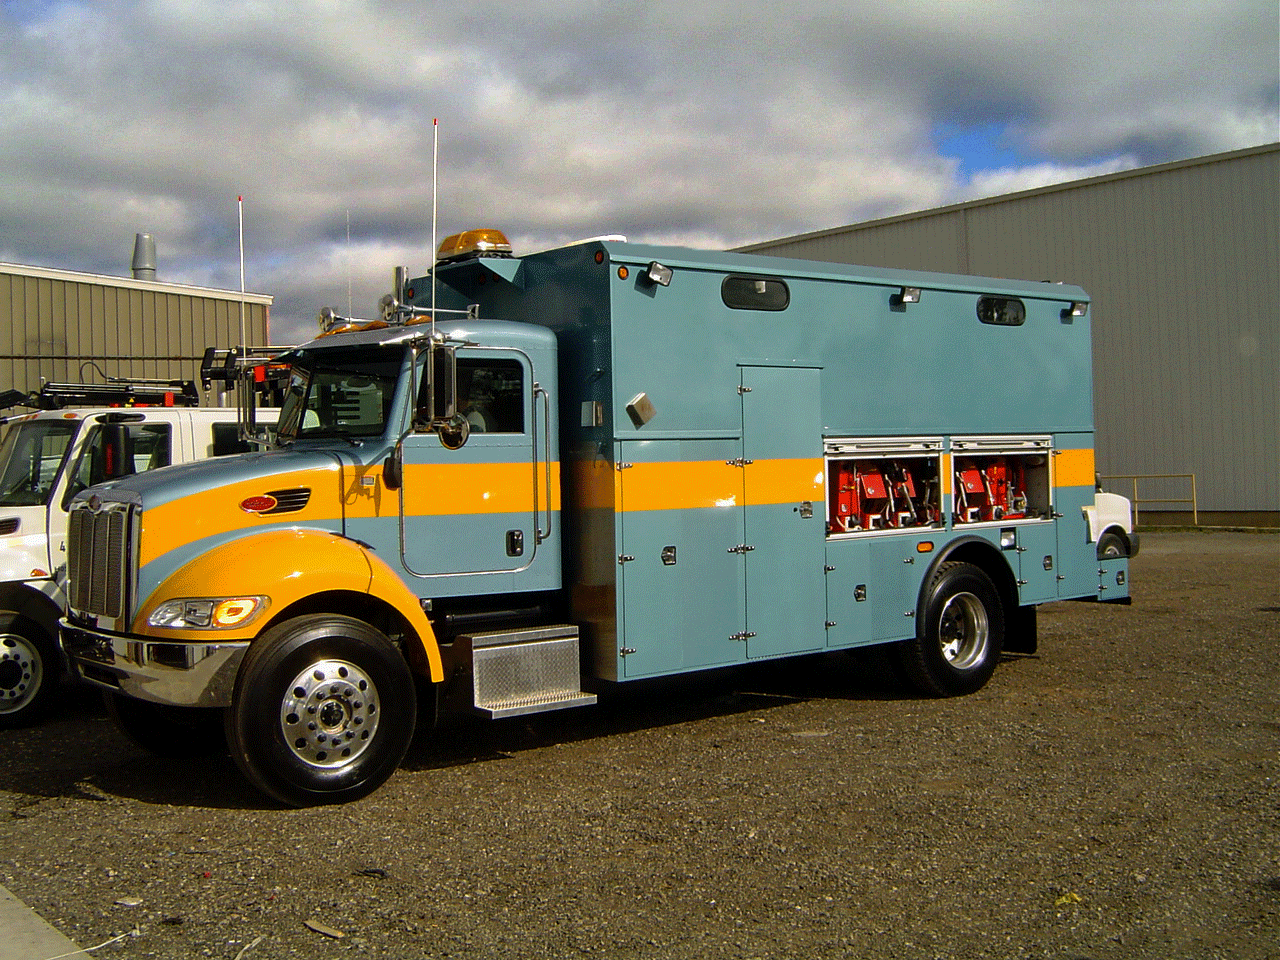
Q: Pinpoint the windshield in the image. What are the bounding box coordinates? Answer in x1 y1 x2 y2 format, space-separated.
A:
0 419 80 506
276 345 404 443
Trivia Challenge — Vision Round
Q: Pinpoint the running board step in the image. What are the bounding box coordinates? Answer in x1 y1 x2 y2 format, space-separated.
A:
459 625 597 720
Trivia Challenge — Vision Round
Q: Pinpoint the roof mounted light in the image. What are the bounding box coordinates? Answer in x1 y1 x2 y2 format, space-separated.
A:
436 228 513 263
891 286 922 308
644 261 673 287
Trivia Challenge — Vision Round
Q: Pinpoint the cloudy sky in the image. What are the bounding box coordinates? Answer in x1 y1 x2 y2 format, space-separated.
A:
2 0 1277 345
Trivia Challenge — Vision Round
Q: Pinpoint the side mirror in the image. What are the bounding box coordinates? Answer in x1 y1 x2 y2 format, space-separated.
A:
430 344 457 422
439 413 470 450
101 423 132 479
383 443 403 490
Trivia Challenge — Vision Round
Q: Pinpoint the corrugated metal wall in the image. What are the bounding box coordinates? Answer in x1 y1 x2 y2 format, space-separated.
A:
740 144 1280 520
0 266 272 405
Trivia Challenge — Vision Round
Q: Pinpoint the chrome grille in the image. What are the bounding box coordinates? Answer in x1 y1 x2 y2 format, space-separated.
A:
67 505 131 619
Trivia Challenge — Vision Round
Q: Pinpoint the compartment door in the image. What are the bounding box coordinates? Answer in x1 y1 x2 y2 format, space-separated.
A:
739 366 827 660
617 439 746 678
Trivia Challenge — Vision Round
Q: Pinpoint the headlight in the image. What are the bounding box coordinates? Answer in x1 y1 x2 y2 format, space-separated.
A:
148 596 268 629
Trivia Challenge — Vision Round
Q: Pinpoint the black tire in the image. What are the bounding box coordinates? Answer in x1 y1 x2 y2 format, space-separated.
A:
1096 531 1127 560
224 614 417 807
0 614 60 728
897 561 1004 697
104 692 227 757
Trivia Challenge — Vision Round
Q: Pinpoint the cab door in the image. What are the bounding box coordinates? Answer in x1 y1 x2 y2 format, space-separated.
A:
397 350 553 594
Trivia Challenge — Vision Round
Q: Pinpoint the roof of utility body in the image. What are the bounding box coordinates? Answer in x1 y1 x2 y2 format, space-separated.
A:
585 239 1090 302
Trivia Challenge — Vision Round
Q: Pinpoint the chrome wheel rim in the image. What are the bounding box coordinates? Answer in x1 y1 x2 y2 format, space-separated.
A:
280 659 380 769
937 592 989 670
0 634 43 715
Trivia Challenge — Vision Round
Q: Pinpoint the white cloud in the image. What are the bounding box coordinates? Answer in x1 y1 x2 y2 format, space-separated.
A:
0 0 1275 344
959 158 1143 203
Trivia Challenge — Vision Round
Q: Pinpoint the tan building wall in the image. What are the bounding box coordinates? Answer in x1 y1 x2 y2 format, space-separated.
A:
739 144 1280 523
0 264 272 404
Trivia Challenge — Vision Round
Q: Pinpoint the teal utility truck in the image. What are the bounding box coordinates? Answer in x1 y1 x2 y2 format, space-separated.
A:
62 230 1135 805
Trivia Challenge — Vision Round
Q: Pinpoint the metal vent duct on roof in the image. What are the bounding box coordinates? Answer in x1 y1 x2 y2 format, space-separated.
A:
131 233 157 280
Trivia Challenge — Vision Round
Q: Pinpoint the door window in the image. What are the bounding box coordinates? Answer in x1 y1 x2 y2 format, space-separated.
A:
0 420 79 506
421 358 525 434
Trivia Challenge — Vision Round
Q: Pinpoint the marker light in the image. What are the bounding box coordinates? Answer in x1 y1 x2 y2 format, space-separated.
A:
899 286 922 304
241 494 279 513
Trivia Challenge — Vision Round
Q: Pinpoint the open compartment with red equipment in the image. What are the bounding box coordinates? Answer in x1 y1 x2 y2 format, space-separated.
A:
950 435 1053 524
825 437 943 536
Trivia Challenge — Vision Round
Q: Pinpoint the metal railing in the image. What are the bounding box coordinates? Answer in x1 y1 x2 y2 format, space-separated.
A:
1100 473 1198 526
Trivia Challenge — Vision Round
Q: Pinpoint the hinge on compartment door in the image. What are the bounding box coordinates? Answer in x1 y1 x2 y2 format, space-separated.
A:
729 631 756 641
737 385 752 395
727 544 755 554
620 647 637 656
618 554 635 564
616 462 633 471
725 457 753 467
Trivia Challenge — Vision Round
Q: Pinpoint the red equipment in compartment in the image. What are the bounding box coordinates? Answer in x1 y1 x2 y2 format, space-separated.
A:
829 459 939 533
830 461 889 532
954 456 1029 522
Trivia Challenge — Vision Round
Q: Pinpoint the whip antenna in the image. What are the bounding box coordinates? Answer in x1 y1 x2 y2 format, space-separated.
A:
238 195 246 349
431 118 438 340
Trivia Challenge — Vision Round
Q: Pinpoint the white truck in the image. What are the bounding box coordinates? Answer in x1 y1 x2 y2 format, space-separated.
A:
0 379 272 726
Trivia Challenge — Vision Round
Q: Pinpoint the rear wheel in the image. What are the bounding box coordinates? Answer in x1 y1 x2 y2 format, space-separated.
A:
897 561 1004 697
0 614 59 728
224 614 417 807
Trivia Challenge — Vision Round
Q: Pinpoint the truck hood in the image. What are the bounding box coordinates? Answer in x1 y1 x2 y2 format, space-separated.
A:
74 445 367 512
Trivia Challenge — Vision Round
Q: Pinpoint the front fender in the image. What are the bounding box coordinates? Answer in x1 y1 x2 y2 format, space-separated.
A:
132 528 442 682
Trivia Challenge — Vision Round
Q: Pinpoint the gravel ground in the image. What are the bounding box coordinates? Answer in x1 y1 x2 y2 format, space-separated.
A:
2 530 1277 960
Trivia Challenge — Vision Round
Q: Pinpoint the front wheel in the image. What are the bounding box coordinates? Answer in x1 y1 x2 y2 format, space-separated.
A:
0 614 60 728
897 561 1004 697
224 615 417 807
1096 531 1127 559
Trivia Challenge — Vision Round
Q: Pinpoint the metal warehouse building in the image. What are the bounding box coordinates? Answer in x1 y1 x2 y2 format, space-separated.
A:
739 143 1280 527
0 248 272 405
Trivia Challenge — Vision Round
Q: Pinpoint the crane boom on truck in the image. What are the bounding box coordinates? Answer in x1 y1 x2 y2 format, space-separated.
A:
61 230 1136 805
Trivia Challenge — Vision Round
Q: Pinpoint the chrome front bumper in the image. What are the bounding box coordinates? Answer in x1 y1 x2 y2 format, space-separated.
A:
61 619 248 708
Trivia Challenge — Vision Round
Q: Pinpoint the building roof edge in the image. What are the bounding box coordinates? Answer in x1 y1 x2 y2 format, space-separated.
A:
735 142 1280 252
0 261 273 305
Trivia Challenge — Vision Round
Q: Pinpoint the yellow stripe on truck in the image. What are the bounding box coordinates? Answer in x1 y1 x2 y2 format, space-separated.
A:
140 461 561 568
390 462 561 517
140 467 342 568
618 458 824 512
1055 448 1096 488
